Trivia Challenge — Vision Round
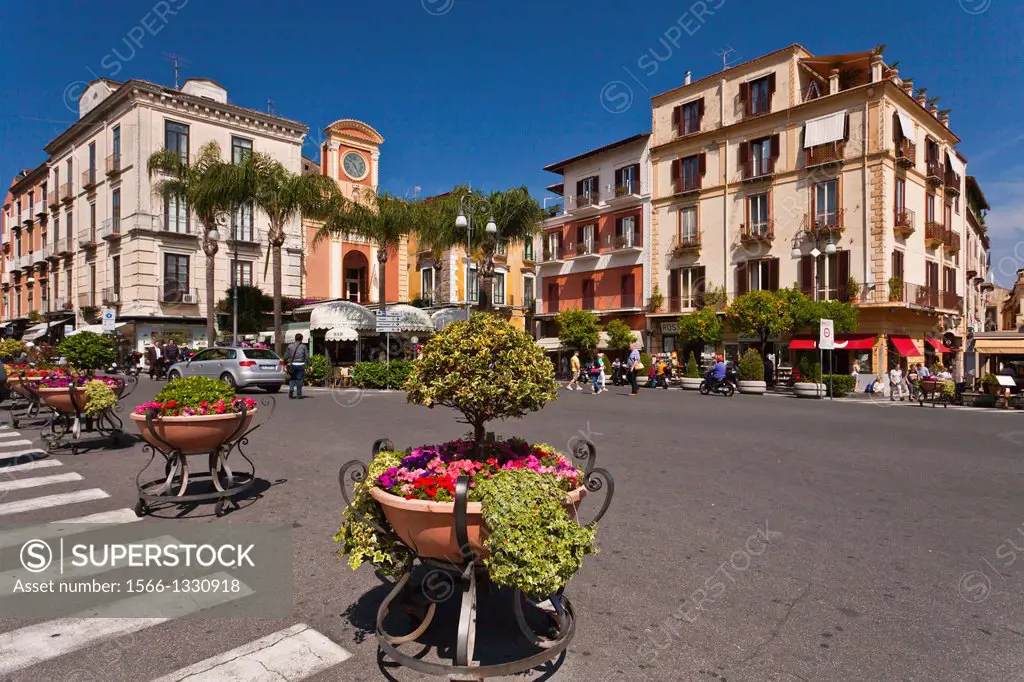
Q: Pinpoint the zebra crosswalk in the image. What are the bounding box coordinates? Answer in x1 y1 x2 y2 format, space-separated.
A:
0 422 355 681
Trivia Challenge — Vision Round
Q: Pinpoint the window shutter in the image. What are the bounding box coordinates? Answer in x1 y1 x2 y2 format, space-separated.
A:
892 250 904 280
739 142 749 172
767 72 777 95
672 106 681 135
698 153 706 176
739 82 749 110
838 251 850 296
768 258 780 291
843 113 850 141
736 262 748 295
632 163 640 184
670 158 680 192
614 167 621 187
800 255 814 294
633 212 641 239
576 180 584 197
697 97 705 120
892 112 899 143
668 268 680 300
696 266 706 294
770 134 781 160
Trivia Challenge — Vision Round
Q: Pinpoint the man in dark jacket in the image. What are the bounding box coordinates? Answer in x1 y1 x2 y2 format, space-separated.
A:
164 340 180 366
284 333 311 399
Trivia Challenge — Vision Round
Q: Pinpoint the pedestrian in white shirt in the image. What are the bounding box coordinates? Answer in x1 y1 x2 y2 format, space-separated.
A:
889 365 907 401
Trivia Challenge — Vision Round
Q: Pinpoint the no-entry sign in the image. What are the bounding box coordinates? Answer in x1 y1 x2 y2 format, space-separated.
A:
819 318 834 350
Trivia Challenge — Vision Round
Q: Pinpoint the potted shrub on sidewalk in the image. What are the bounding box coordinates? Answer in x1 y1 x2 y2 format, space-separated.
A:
681 351 702 390
794 357 827 398
131 376 258 452
737 349 766 395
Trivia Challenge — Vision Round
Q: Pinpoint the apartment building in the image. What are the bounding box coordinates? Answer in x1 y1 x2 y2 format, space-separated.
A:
647 44 983 373
1 164 55 339
3 77 307 350
535 133 651 352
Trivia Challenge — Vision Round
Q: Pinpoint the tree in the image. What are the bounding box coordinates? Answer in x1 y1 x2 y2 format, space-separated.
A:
218 285 273 335
406 313 558 444
603 319 635 353
726 290 794 357
57 332 116 371
554 309 601 351
148 142 234 347
786 288 859 333
316 190 413 311
677 307 723 347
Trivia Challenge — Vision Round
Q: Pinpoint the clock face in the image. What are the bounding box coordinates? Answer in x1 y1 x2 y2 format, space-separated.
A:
342 152 368 180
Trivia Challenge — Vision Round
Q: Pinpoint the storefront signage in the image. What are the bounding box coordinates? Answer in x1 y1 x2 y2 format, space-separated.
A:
661 322 679 334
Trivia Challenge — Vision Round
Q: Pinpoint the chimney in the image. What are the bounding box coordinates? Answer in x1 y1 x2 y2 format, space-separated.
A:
902 79 913 96
829 69 840 95
941 112 950 127
929 104 939 119
684 70 692 86
869 55 883 82
916 91 927 107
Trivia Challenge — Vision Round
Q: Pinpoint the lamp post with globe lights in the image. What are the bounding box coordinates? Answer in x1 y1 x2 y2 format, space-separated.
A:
455 194 497 316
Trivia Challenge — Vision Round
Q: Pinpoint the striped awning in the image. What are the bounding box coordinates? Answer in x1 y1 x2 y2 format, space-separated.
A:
896 110 916 141
803 112 847 148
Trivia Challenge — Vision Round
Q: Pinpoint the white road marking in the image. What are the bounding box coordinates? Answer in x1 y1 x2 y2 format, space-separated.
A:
0 508 140 550
0 459 61 474
0 449 47 462
0 472 82 493
149 623 352 682
0 488 109 516
0 440 37 449
0 431 26 438
0 572 252 677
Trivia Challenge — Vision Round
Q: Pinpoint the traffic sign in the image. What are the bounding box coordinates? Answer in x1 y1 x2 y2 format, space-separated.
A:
101 308 117 333
819 318 834 350
376 312 402 333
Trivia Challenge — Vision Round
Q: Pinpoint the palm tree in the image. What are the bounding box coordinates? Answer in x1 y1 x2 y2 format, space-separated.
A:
215 153 338 354
315 190 414 309
148 142 233 347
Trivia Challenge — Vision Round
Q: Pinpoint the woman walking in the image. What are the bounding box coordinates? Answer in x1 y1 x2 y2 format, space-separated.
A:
597 352 609 393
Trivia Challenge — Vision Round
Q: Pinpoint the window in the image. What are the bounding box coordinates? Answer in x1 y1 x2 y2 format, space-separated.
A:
576 175 599 206
944 266 957 295
89 203 96 240
112 255 121 294
493 271 506 306
814 253 841 301
88 262 96 307
680 266 706 309
582 278 595 309
615 164 639 194
746 75 773 115
895 177 906 213
232 203 254 241
231 260 253 287
166 195 188 233
737 258 779 294
52 216 59 249
112 126 121 160
65 267 72 301
231 136 253 164
749 193 769 233
420 267 434 303
165 121 190 164
546 232 561 259
814 179 838 226
523 237 534 262
892 250 905 282
27 285 33 312
749 259 774 291
88 142 96 172
65 211 73 244
617 215 637 247
546 282 559 313
41 182 47 203
679 206 698 241
163 253 190 302
53 168 59 196
682 99 703 135
944 202 953 231
926 193 936 224
112 189 121 231
523 274 535 305
580 176 597 197
468 265 478 302
65 158 73 185
680 155 701 191
750 137 773 177
577 224 595 254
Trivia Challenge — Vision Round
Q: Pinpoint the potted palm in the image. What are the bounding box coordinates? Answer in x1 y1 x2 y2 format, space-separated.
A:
681 351 703 390
737 348 767 395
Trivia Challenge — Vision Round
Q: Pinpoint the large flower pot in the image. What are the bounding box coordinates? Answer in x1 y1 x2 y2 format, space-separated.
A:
370 485 588 563
738 380 767 395
793 382 826 399
680 377 703 391
36 387 78 413
130 410 256 453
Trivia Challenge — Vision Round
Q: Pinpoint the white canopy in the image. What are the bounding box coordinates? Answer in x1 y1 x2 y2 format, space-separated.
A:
946 150 964 177
598 330 644 350
22 319 70 341
895 110 916 141
386 304 435 333
309 301 376 332
325 327 360 342
803 112 847 148
536 337 564 351
64 322 126 337
430 307 469 331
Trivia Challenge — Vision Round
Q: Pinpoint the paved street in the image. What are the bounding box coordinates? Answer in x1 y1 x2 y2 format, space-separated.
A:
1 378 1023 681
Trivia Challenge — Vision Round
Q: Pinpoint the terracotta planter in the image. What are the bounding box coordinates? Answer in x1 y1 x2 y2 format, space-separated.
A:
36 386 78 413
794 382 826 399
370 484 588 563
680 377 703 391
738 380 767 395
130 409 256 453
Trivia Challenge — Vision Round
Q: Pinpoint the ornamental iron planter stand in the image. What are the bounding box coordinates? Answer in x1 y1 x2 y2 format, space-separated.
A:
133 398 274 518
339 436 614 680
38 376 137 456
8 374 53 429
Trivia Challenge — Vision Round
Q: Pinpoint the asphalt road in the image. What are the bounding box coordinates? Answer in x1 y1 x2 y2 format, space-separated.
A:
1 377 1023 681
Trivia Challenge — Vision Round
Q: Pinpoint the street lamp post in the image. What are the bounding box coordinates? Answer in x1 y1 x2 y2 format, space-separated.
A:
455 194 497 318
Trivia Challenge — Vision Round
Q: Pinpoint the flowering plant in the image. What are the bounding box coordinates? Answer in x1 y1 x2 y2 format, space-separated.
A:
4 366 65 379
134 396 257 417
38 375 119 389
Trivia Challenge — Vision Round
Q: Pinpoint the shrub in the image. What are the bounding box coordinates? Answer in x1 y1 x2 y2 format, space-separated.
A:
822 374 856 397
797 357 822 383
351 360 415 390
603 319 635 352
0 339 27 361
57 332 116 371
154 376 236 408
554 308 601 351
639 352 652 371
83 380 118 416
685 351 700 378
677 307 723 346
406 313 557 443
305 354 331 386
981 373 999 387
738 349 764 381
941 380 956 400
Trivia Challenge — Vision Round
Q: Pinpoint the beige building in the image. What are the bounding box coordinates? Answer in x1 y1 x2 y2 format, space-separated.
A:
648 44 983 373
28 77 307 349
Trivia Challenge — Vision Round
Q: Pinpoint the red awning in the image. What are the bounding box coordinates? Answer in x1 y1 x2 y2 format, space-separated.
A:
889 335 922 357
926 337 952 353
838 334 876 350
789 336 816 350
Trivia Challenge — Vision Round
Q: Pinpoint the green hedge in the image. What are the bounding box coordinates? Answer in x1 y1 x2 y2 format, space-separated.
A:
305 355 330 386
351 360 416 390
822 374 856 397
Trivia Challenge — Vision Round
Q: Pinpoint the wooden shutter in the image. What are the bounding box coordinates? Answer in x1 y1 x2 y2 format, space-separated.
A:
739 142 749 174
670 158 680 192
739 82 749 112
892 250 904 280
838 250 850 298
736 262 748 295
576 180 584 198
697 97 705 124
800 255 814 295
768 258 780 291
767 72 777 95
613 167 622 187
672 106 681 135
633 212 641 239
632 163 640 183
770 134 781 160
698 153 707 176
668 267 680 301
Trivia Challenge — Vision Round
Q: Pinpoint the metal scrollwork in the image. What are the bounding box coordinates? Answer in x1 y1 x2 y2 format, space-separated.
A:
571 437 597 476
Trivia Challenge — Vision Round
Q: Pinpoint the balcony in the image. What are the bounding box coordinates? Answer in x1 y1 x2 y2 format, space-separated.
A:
804 141 846 169
569 241 600 260
925 221 946 248
227 227 259 244
35 202 48 218
607 182 641 205
944 230 961 254
78 230 98 248
859 281 962 312
34 248 49 264
804 210 846 239
740 221 775 244
673 175 702 196
60 182 74 204
540 243 565 264
608 231 643 254
663 295 706 313
105 154 123 176
895 139 916 168
99 217 122 240
81 169 98 190
20 206 33 224
102 288 121 305
742 158 775 182
572 192 601 217
940 290 963 312
54 238 72 256
163 287 200 305
925 160 944 186
48 191 60 209
78 292 98 309
6 256 19 273
894 208 916 239
670 233 701 257
53 297 71 313
944 170 961 196
523 295 536 312
20 255 33 271
573 293 641 313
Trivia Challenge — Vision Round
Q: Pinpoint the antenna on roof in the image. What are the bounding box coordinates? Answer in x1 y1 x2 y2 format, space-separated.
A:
160 53 191 89
715 46 737 71
267 98 274 114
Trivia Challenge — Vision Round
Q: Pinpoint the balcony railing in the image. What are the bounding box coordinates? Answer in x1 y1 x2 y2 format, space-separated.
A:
740 220 775 243
671 233 700 257
570 241 599 259
925 159 944 185
944 170 962 195
610 231 643 251
570 293 642 312
895 139 916 168
34 248 49 264
860 281 963 312
81 169 98 190
894 207 916 238
78 230 97 248
544 299 560 315
101 288 121 305
48 190 61 208
944 230 961 254
163 287 200 304
35 202 48 218
805 209 845 237
804 141 846 168
105 154 123 176
742 158 775 181
100 217 122 240
78 292 97 309
541 244 564 263
575 192 600 211
612 182 639 199
228 226 258 243
925 221 946 248
673 175 702 195
54 238 71 256
20 206 33 224
60 182 74 203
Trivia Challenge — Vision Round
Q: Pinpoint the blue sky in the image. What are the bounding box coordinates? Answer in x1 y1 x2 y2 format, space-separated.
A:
1 0 1022 280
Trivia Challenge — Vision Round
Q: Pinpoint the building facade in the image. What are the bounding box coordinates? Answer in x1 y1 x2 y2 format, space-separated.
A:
646 44 983 373
2 77 308 350
1 164 53 338
536 134 651 352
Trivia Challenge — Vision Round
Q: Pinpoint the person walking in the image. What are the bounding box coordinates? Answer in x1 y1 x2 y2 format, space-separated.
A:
567 351 581 391
597 352 609 393
889 364 906 402
626 344 641 396
148 343 163 380
284 333 311 399
164 339 180 368
590 352 605 394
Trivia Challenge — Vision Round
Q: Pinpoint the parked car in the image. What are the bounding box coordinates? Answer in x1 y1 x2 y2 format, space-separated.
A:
166 347 286 393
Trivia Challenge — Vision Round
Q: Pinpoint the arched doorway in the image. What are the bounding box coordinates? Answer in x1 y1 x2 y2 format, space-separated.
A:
342 251 369 303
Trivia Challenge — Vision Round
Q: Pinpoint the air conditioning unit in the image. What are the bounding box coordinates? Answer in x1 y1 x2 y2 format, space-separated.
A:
181 293 198 304
106 293 121 305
